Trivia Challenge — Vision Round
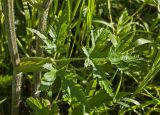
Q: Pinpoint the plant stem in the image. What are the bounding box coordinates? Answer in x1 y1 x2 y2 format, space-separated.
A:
32 0 53 98
3 0 22 115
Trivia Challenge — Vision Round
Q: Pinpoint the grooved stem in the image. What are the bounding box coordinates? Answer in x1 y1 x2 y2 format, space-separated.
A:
32 0 53 98
3 0 22 115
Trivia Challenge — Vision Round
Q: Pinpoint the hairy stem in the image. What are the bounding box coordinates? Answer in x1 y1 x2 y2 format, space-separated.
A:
32 0 53 98
3 0 22 115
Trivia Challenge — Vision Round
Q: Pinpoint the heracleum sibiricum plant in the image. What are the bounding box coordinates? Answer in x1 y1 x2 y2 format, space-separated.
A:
3 0 23 115
0 0 160 115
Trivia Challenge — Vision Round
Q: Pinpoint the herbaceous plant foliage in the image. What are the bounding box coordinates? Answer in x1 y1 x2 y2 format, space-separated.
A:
0 0 160 115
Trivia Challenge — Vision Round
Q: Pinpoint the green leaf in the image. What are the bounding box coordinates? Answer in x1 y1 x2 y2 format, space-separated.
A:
86 79 97 97
42 63 54 71
117 9 130 27
27 28 52 48
43 69 57 82
134 38 152 46
62 79 86 104
92 20 114 29
61 72 86 104
26 97 43 110
122 98 140 105
93 70 114 97
26 97 54 115
86 89 113 111
117 10 132 36
0 98 7 104
41 67 57 91
116 101 130 108
56 21 69 53
0 75 12 88
116 92 132 100
109 32 118 47
108 47 141 71
71 104 85 115
99 79 114 97
25 0 44 12
16 57 54 73
90 28 114 56
16 61 44 73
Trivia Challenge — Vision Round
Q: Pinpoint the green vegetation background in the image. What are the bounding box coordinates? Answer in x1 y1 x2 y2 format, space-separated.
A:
0 0 160 115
